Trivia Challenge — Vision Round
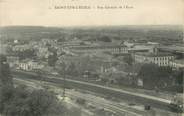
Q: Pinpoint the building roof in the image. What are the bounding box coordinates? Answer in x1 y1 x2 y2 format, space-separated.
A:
130 45 153 50
69 44 127 50
159 45 184 53
135 52 173 57
172 59 184 64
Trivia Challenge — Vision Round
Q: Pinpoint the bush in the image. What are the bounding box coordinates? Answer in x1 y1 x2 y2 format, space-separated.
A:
76 98 86 105
98 36 112 42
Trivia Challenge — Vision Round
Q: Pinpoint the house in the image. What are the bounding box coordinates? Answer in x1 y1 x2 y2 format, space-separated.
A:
0 44 9 54
36 47 50 58
123 41 134 48
12 44 31 52
19 62 29 70
41 39 57 46
6 56 19 68
18 60 44 71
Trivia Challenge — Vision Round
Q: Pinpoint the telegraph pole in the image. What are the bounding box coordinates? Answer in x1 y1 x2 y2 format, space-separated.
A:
63 61 66 99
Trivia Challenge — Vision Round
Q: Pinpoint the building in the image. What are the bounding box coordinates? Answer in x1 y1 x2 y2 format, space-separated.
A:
129 45 156 53
41 39 57 46
123 41 134 48
111 45 128 54
18 60 44 71
61 39 83 47
18 62 29 70
12 44 31 52
170 59 184 69
158 45 184 55
6 56 19 68
147 41 160 45
0 44 9 54
134 52 174 66
69 45 128 54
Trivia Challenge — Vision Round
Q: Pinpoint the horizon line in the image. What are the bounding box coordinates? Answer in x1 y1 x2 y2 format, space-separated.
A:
1 24 183 28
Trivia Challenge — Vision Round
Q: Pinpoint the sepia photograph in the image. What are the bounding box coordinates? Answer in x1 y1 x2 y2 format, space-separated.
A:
0 0 184 116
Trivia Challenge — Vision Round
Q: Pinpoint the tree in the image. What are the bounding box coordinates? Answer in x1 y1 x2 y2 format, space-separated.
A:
137 64 173 89
0 85 14 114
98 36 112 42
66 62 78 76
0 55 66 116
174 69 183 85
16 49 36 60
1 86 30 116
0 54 13 86
76 98 86 105
48 52 58 67
123 55 133 66
28 89 61 116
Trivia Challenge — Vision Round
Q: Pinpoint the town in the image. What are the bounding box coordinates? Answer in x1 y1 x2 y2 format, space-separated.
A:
0 26 183 116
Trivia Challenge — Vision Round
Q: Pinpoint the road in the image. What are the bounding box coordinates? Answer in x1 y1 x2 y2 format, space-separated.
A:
12 70 172 112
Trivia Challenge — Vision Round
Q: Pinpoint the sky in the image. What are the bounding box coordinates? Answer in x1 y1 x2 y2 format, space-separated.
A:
0 0 184 26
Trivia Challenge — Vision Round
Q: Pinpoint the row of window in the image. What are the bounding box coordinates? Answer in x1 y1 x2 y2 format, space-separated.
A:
156 62 169 66
135 56 173 61
153 56 173 61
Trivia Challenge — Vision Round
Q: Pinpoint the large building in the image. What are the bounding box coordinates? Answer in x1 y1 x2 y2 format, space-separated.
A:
128 44 158 53
169 59 184 69
134 52 174 67
69 45 128 54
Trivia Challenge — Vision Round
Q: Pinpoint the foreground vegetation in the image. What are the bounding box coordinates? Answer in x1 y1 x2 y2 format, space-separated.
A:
0 55 82 116
0 85 66 116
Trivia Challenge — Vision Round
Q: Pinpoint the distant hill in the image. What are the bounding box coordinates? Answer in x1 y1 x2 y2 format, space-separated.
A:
0 25 183 44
